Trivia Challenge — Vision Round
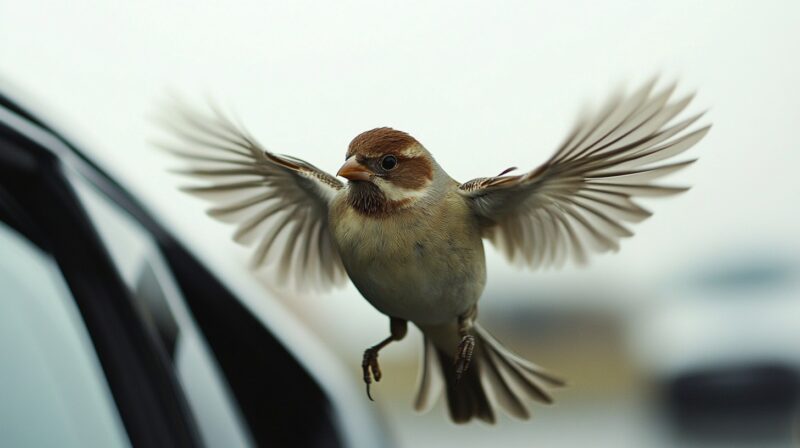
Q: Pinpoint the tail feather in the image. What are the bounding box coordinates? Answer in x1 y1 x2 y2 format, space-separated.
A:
414 323 563 424
477 325 565 388
480 344 528 419
413 337 441 412
437 345 495 423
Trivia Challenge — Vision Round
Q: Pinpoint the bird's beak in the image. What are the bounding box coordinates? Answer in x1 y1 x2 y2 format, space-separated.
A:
337 156 372 182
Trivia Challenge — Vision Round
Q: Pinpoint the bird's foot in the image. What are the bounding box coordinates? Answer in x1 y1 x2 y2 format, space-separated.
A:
362 347 382 401
454 334 475 380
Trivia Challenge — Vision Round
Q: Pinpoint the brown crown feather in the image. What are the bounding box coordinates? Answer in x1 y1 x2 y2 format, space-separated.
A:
347 127 418 159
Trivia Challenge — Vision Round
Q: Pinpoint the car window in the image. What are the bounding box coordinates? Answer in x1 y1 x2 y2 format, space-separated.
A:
0 221 130 448
71 174 254 448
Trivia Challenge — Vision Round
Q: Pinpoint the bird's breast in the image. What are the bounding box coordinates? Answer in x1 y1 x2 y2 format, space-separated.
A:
329 193 486 324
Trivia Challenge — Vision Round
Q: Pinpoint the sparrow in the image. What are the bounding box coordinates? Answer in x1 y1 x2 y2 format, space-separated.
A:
158 79 709 424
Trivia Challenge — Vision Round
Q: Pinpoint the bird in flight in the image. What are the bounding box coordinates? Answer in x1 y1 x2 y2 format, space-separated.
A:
159 79 709 423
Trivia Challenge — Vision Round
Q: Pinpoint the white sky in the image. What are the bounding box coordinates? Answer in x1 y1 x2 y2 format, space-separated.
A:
2 1 799 345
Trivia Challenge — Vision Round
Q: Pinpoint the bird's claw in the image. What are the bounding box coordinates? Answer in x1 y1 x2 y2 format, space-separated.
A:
454 334 475 380
362 347 382 401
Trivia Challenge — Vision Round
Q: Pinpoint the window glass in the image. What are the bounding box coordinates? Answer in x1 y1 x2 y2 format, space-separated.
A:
0 221 130 448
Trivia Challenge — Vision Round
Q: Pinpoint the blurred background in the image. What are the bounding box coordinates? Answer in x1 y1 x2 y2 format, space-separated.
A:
2 1 800 447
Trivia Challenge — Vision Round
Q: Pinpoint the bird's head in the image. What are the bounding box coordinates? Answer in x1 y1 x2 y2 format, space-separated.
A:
337 127 440 216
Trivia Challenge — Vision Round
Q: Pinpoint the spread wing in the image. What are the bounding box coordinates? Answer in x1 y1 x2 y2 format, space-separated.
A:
459 80 710 269
156 101 347 290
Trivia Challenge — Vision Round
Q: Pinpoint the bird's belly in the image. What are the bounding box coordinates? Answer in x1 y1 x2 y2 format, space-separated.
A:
333 214 487 324
347 243 485 324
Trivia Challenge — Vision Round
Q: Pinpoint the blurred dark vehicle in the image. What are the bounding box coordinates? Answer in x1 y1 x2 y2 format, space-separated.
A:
0 92 389 448
630 257 800 443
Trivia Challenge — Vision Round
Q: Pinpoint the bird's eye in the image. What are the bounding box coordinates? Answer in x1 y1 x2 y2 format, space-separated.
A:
380 155 398 171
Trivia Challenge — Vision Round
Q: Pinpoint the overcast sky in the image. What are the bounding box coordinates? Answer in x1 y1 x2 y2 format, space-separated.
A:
2 1 799 341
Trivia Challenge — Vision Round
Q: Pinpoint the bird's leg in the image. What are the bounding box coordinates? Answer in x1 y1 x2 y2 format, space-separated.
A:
455 305 477 380
362 317 407 401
